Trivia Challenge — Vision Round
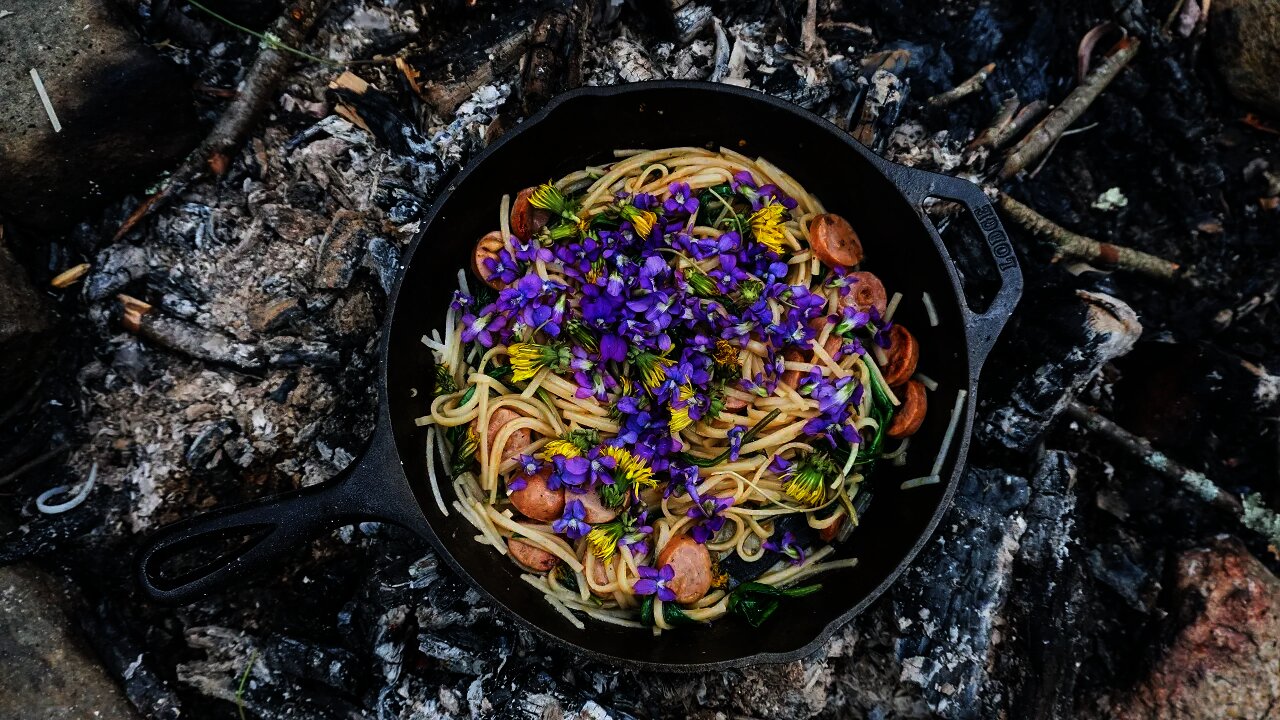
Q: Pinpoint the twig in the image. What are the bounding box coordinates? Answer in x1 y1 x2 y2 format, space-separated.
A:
996 192 1182 282
928 62 995 107
1065 400 1280 549
990 99 1047 151
114 0 327 241
800 0 820 54
1000 37 1139 180
0 445 71 488
968 94 1019 151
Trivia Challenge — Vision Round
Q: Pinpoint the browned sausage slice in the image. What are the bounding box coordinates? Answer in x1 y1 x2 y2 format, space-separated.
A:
879 325 919 387
808 213 864 268
722 393 749 412
508 536 558 572
511 186 553 240
508 466 564 522
778 348 807 390
571 488 617 524
655 533 712 605
476 407 533 465
887 380 927 438
587 554 613 598
843 271 888 317
819 515 843 542
472 231 508 290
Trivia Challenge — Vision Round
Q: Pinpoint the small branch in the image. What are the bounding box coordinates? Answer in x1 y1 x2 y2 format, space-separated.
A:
800 0 820 54
1000 37 1139 180
1065 400 1280 549
928 62 995 107
990 99 1048 151
968 94 1019 151
996 192 1183 282
114 0 328 241
0 445 71 488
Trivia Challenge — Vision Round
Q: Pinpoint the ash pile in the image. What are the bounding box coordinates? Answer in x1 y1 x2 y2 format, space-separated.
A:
1 0 1279 719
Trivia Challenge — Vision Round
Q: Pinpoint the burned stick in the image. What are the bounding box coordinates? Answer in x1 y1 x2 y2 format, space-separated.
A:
1064 400 1280 548
990 99 1048 151
996 192 1183 282
968 94 1019 151
999 37 1139 180
928 62 995 107
114 0 328 241
118 295 265 371
800 0 820 55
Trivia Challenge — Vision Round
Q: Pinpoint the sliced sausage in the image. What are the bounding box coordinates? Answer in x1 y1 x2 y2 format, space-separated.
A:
843 271 887 318
475 407 533 465
508 536 558 572
510 186 553 240
472 231 508 290
879 325 919 387
587 554 613 598
508 466 564 522
887 380 927 438
655 533 713 605
571 488 617 524
819 516 843 542
722 393 749 412
778 348 807 390
808 317 844 361
807 213 864 269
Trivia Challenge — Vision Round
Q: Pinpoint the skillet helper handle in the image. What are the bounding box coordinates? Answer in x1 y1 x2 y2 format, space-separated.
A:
137 428 407 603
890 167 1024 368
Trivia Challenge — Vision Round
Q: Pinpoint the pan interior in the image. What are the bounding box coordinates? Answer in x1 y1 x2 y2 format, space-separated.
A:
384 85 972 668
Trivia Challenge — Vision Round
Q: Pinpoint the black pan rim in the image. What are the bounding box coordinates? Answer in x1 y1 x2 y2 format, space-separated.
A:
382 80 981 672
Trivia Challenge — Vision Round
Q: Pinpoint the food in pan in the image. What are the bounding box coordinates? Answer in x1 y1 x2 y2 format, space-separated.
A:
418 146 964 631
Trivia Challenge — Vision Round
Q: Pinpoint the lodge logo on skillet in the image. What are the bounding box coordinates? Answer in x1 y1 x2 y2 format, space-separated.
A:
972 204 1016 272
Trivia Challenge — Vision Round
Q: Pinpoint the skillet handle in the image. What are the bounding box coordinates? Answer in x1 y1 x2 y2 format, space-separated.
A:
137 426 411 603
886 166 1024 368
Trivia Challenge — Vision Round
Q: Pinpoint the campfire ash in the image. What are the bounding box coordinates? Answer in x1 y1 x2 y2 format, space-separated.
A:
1 0 1278 719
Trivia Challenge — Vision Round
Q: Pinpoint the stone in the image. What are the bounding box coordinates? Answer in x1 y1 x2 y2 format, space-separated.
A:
1212 0 1280 117
0 564 138 719
0 239 52 409
1109 536 1280 719
0 0 200 235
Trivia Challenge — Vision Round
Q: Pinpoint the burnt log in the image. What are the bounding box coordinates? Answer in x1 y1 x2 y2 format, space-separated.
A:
976 289 1141 458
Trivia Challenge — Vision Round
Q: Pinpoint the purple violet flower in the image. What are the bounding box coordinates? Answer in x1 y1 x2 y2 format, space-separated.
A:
686 488 734 544
632 563 677 602
727 425 746 461
762 530 806 564
664 182 699 215
552 500 591 540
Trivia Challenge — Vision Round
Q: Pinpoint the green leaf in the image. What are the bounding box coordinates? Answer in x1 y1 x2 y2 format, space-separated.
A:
639 595 699 626
727 582 823 627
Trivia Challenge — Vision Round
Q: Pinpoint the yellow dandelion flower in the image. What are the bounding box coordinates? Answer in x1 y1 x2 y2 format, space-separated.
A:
587 523 624 560
599 445 655 491
507 342 569 383
632 352 674 391
712 338 741 369
620 205 658 238
668 384 697 433
749 203 788 254
540 438 582 460
528 182 573 216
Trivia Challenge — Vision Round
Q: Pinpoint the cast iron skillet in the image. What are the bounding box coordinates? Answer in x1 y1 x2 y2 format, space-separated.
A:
138 81 1022 671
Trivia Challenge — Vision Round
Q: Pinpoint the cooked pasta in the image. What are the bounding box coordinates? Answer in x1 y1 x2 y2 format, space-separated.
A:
417 147 935 630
